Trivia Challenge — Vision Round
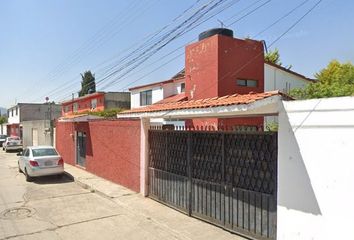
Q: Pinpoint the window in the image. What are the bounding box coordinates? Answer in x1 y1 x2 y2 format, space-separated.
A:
11 109 13 117
180 83 185 93
15 107 18 115
24 149 30 157
140 90 152 106
64 105 70 113
32 148 58 157
236 79 258 87
73 103 78 112
91 98 97 109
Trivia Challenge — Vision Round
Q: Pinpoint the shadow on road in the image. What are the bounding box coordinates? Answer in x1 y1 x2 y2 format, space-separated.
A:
31 172 74 185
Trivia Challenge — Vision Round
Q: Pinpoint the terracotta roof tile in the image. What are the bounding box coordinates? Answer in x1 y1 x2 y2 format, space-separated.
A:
154 93 187 104
121 91 289 115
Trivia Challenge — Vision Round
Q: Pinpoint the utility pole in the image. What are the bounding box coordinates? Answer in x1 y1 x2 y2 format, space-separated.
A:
46 97 54 146
49 101 53 146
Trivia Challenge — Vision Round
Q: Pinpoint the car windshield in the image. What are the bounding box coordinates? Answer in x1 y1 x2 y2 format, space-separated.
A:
9 137 20 141
32 148 58 157
0 135 7 138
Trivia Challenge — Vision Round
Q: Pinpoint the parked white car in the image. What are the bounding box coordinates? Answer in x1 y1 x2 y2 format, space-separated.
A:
18 146 64 182
0 135 7 148
3 136 22 152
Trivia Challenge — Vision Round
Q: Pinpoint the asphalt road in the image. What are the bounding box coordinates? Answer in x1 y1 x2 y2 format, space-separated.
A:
0 150 244 240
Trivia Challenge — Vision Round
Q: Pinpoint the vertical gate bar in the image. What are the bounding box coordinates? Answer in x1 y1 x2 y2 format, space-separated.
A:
187 132 192 216
164 132 168 201
261 193 263 236
222 132 225 226
248 191 251 232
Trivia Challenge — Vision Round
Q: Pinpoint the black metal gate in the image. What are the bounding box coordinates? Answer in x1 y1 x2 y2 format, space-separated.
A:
148 129 277 240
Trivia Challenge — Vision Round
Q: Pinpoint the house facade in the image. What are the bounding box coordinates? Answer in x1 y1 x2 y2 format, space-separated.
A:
61 91 130 116
129 28 313 129
7 103 61 138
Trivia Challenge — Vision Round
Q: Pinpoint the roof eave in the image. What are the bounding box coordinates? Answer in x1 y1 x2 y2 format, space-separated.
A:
118 95 283 119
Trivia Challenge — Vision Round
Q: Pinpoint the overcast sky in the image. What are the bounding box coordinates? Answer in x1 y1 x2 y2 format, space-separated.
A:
0 0 352 107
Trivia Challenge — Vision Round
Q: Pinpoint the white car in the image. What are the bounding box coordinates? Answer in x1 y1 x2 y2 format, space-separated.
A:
3 136 22 152
0 135 7 147
18 146 64 182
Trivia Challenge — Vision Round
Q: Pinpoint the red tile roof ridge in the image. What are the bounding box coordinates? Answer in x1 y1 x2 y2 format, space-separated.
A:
120 90 289 114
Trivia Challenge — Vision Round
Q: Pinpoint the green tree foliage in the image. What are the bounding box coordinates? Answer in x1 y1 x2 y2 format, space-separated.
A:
79 71 96 97
74 108 124 118
291 60 354 99
0 116 7 125
265 48 282 65
264 48 292 69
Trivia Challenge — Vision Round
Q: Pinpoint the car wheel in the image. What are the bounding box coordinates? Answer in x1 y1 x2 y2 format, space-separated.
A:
25 168 33 182
18 162 22 173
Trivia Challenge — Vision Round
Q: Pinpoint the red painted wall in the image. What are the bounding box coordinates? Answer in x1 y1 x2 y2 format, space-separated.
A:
217 36 264 95
87 120 141 192
185 33 265 128
56 119 141 192
7 124 20 137
55 122 76 165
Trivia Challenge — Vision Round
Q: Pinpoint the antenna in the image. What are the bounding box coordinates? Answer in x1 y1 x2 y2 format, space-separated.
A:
217 19 224 28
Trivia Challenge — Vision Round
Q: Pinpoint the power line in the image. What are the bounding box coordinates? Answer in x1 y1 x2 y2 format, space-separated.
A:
18 0 158 102
106 0 271 91
253 0 311 38
96 0 240 91
54 0 270 101
34 0 208 103
158 0 323 118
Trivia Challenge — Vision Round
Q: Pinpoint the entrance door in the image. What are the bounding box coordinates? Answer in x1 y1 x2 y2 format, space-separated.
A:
76 132 86 167
32 128 38 146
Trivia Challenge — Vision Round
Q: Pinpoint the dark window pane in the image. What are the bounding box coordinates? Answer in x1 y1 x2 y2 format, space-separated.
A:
140 90 152 106
236 79 247 86
247 80 258 87
181 83 185 92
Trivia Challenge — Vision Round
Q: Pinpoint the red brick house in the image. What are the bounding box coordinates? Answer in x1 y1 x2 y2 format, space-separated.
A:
129 28 313 129
61 91 130 116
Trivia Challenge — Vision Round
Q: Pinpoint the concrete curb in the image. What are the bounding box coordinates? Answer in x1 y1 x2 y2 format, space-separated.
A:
63 171 120 200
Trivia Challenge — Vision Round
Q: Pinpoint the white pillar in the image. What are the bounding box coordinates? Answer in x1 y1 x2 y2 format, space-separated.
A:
140 118 150 196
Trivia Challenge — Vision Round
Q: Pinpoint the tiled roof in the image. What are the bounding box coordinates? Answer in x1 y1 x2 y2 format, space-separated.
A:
154 93 187 104
121 91 288 114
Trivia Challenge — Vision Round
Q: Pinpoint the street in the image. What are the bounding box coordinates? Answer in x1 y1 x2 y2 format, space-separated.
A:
0 150 243 240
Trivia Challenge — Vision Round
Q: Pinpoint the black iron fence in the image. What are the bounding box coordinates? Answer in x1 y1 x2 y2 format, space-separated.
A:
148 128 277 240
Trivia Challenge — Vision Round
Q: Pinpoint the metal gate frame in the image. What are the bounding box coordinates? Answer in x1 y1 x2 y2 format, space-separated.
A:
148 129 277 240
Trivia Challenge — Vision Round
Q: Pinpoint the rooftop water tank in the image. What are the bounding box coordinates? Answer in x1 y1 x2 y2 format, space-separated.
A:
198 28 233 41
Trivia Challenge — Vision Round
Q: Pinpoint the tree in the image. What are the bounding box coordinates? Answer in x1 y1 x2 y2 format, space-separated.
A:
0 116 7 125
264 48 292 69
79 71 96 97
265 48 282 65
291 60 354 99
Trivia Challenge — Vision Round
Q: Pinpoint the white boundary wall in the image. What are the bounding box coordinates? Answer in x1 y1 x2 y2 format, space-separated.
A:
278 97 354 239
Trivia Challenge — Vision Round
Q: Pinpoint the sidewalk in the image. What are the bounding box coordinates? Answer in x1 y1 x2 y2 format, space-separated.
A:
63 164 246 240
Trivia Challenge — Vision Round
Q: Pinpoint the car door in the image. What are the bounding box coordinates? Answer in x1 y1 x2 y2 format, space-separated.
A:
20 148 29 171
